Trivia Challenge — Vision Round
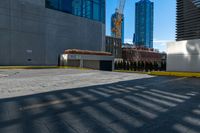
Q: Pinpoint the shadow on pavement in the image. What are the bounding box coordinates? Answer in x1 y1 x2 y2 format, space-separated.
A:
0 76 200 133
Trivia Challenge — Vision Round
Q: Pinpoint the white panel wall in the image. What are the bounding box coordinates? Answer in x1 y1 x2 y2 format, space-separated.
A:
167 39 200 72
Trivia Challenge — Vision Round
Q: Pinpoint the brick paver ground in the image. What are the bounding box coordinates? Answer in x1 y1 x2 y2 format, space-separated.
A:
0 69 200 133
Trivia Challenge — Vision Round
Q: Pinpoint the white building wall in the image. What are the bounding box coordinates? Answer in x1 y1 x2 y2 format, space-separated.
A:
167 39 200 72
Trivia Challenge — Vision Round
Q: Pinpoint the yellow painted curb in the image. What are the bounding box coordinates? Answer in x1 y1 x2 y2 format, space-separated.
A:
150 71 200 78
113 70 148 74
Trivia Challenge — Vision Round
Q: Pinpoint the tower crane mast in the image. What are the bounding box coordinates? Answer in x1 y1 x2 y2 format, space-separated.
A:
111 0 126 43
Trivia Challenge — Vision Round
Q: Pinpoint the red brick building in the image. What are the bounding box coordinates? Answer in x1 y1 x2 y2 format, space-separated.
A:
122 47 162 62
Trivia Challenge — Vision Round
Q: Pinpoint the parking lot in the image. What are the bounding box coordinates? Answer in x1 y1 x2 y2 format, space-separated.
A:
0 69 200 133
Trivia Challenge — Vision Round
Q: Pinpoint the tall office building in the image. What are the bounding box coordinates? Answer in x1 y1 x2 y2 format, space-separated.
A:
176 0 200 41
134 0 154 48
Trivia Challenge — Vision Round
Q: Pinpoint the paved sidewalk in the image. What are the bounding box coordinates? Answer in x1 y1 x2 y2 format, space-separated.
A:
0 69 152 99
0 69 200 133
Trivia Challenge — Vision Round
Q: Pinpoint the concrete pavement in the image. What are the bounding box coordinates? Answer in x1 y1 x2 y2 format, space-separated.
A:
0 69 152 99
0 69 200 133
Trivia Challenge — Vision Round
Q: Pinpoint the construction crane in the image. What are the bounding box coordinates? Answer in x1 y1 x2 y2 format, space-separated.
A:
111 0 126 42
117 0 126 14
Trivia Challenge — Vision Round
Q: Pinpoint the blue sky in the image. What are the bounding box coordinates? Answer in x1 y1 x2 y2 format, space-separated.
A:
106 0 176 52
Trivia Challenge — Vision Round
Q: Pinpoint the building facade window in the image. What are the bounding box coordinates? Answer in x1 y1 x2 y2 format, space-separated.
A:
45 0 105 23
176 0 200 41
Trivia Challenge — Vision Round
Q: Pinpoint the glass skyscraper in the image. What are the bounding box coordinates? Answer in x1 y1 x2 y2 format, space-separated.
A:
45 0 105 23
134 0 154 48
176 0 200 41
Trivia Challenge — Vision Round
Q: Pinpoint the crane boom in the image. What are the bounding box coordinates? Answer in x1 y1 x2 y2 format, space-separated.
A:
117 0 126 14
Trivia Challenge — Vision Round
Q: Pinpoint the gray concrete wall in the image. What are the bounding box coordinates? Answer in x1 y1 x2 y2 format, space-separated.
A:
83 60 100 70
167 39 200 72
66 60 80 67
0 0 105 65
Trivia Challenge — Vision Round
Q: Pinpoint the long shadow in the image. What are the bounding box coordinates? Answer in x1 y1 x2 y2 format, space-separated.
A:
0 76 200 133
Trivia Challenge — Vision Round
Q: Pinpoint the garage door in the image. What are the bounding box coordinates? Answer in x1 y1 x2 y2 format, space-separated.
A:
100 61 112 71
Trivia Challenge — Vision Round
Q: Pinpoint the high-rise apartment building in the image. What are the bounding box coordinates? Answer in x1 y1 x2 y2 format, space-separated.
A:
134 0 154 48
176 0 200 41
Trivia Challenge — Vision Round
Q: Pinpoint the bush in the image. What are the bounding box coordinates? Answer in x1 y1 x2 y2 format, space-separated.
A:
127 61 130 70
154 62 158 71
114 61 118 70
134 62 137 71
160 62 166 71
123 60 126 70
141 61 145 71
149 62 153 71
130 62 134 71
145 62 149 72
119 61 123 70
